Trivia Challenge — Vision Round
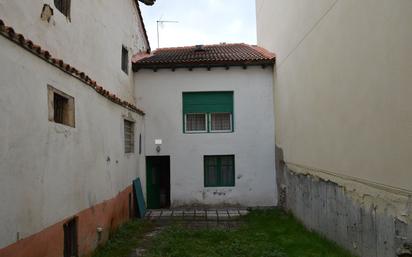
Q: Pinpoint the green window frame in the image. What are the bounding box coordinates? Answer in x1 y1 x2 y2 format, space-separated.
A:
204 155 235 187
183 91 234 133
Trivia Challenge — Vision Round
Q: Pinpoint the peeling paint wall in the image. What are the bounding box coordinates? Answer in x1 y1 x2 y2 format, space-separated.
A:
0 0 149 102
0 0 149 253
0 187 134 257
0 33 145 251
134 67 277 207
278 162 412 257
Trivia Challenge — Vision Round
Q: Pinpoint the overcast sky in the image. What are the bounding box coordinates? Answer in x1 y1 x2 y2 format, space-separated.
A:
140 0 257 49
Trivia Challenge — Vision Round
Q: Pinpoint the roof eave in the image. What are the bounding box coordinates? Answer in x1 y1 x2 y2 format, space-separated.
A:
132 60 276 72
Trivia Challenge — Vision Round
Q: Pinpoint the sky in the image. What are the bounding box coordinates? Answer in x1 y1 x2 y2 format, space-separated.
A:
140 0 257 49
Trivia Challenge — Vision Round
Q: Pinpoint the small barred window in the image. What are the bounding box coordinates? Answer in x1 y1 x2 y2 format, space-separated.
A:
124 120 135 153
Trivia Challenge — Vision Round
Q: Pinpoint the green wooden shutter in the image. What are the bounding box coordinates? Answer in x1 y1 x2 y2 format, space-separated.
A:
220 156 235 186
204 156 219 187
183 92 233 114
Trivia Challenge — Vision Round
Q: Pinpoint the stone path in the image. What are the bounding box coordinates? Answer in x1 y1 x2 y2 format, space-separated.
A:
145 208 249 229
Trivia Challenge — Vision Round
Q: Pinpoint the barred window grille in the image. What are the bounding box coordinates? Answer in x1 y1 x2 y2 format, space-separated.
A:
204 155 235 187
124 120 135 153
185 113 207 132
54 93 68 124
121 46 129 74
210 113 232 132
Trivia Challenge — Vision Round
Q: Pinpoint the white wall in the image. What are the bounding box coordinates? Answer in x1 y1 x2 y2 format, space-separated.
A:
256 0 412 191
0 0 149 103
0 34 144 248
135 67 277 207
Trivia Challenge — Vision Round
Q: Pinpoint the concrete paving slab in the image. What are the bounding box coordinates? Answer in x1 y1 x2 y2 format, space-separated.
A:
161 211 173 216
239 210 249 215
150 211 162 216
145 208 248 227
192 211 205 215
172 210 184 216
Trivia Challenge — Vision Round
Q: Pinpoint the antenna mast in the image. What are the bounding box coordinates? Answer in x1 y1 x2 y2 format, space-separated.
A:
156 19 178 48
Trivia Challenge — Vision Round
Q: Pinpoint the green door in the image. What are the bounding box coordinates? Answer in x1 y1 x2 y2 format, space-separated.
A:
146 158 160 209
146 156 170 209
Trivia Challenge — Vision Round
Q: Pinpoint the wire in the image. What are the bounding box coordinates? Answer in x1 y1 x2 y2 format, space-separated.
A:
277 0 340 69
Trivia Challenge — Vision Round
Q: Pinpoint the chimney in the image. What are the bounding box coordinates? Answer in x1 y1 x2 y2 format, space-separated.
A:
194 45 206 52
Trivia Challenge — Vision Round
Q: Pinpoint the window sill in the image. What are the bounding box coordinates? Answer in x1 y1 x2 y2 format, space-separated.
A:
209 130 234 133
184 131 234 134
184 130 208 134
49 121 75 129
204 185 235 188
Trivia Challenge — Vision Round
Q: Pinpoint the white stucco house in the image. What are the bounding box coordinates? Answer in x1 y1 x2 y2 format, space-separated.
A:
133 43 277 208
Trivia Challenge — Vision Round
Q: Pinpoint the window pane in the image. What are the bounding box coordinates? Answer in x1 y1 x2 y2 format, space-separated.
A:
221 165 234 186
54 93 68 124
206 156 218 166
124 120 135 153
206 165 218 186
122 46 129 74
220 156 233 166
186 113 206 132
220 156 234 186
205 156 218 186
211 113 231 131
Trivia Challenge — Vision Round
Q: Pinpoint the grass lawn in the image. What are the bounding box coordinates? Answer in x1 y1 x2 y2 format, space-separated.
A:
144 209 354 257
92 209 355 257
91 220 153 257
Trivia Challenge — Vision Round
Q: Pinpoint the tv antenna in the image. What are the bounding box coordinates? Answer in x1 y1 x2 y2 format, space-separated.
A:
157 18 178 48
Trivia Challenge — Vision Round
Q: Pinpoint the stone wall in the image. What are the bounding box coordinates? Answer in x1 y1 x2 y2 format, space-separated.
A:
276 151 412 257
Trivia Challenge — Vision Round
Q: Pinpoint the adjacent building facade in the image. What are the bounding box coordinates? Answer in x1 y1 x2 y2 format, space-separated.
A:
256 0 412 256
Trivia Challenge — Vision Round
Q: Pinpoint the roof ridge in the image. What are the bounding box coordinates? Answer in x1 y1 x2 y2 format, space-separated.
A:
154 43 247 52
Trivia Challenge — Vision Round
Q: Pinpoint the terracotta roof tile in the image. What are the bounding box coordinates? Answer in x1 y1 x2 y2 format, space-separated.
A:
133 43 276 70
